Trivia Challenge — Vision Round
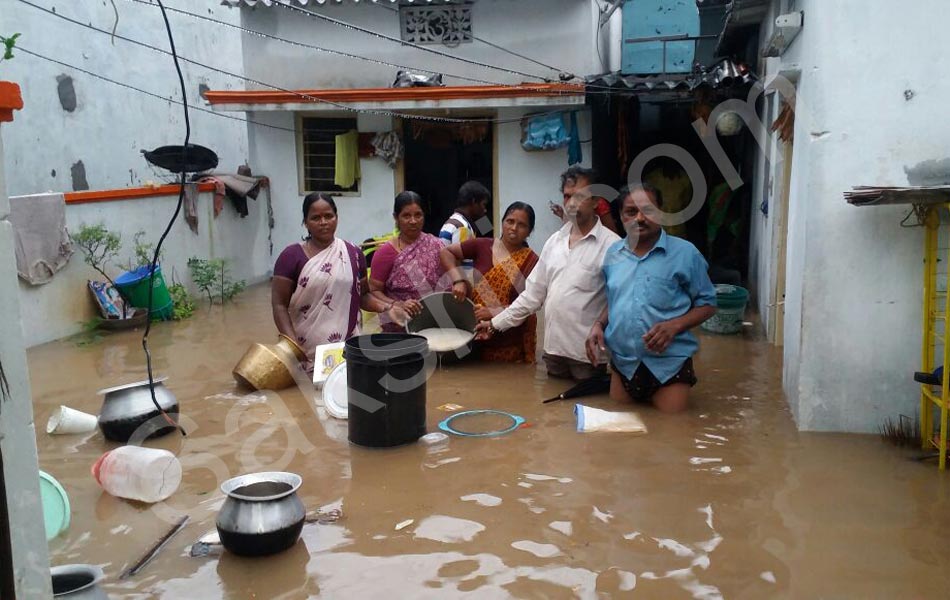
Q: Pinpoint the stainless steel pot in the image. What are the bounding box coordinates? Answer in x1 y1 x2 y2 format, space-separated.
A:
97 377 179 442
215 472 305 557
50 564 108 599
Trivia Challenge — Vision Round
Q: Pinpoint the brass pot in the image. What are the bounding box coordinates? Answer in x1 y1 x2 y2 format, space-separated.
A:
233 335 307 391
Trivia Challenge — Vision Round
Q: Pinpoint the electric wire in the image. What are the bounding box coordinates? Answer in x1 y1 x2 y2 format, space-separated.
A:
116 0 656 94
372 1 570 77
141 0 190 436
122 0 512 87
273 0 552 82
19 45 580 132
16 46 297 134
19 0 584 125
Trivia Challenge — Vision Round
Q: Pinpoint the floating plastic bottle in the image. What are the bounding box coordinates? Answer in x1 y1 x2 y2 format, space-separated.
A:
92 446 182 503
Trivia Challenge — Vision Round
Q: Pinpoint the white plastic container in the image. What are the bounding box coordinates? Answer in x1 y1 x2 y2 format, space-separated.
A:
91 446 182 503
47 405 98 435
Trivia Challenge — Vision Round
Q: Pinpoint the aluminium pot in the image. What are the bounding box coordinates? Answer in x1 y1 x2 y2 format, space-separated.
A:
50 564 108 599
215 472 305 557
96 377 179 442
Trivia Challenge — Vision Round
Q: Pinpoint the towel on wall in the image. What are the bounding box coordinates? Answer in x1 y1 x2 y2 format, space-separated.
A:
183 182 200 234
8 192 74 285
335 130 361 188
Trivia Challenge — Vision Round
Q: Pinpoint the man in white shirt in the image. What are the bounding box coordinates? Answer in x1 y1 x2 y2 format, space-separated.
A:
475 180 620 379
439 181 490 244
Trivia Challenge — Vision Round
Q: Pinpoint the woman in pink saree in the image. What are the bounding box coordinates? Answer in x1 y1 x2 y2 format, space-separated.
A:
369 191 450 332
272 193 402 370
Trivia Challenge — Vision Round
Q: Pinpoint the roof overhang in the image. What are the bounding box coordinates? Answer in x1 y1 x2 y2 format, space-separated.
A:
204 84 586 112
586 59 755 100
222 0 467 7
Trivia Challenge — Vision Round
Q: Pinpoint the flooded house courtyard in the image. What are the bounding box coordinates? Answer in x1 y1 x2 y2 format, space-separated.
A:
27 284 950 598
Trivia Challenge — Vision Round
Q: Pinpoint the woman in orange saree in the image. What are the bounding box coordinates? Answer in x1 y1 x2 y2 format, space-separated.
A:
440 202 539 362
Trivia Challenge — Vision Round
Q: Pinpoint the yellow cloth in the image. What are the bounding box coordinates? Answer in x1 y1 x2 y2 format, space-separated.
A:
645 169 692 238
334 130 360 188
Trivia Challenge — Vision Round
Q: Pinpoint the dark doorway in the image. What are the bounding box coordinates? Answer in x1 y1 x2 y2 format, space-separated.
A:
403 120 493 236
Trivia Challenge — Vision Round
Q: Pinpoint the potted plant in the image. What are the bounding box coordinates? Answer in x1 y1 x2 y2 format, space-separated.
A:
70 223 147 329
0 33 23 123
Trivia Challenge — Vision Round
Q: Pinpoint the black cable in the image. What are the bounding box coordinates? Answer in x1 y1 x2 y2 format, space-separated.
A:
123 0 510 87
16 47 295 133
275 1 551 82
19 0 584 125
372 1 570 77
18 45 578 133
142 0 189 437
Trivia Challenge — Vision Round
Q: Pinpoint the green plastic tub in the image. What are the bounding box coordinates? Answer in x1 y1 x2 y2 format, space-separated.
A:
114 265 173 320
701 284 749 335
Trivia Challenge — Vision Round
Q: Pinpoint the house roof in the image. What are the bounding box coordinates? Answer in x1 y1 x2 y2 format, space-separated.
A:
221 0 460 6
586 59 755 95
204 83 586 112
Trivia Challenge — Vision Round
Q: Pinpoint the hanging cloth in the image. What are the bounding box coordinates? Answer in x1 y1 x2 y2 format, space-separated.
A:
334 130 361 188
567 111 582 166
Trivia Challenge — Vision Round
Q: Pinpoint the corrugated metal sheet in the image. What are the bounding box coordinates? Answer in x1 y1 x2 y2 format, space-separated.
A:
221 0 458 6
586 58 754 93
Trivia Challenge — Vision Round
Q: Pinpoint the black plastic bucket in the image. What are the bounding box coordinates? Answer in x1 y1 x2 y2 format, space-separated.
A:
344 334 430 447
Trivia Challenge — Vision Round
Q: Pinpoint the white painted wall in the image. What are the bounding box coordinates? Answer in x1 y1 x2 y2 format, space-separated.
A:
236 0 600 89
749 0 950 431
0 0 249 196
0 129 53 598
231 0 597 259
15 188 274 347
496 107 593 248
247 110 398 250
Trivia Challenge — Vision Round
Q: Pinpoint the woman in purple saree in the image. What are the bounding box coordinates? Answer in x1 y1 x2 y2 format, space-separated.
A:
369 191 450 332
272 193 403 370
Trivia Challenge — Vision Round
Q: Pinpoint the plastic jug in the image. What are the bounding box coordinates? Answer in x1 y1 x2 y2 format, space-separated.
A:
92 446 182 503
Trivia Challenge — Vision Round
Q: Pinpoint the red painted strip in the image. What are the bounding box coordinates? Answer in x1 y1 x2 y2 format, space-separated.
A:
64 182 216 205
204 83 585 106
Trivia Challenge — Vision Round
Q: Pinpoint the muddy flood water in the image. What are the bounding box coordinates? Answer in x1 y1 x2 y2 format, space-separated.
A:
27 283 950 598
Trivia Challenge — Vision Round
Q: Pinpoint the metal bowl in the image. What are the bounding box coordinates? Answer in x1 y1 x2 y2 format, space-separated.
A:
405 292 477 354
216 472 306 557
97 377 179 442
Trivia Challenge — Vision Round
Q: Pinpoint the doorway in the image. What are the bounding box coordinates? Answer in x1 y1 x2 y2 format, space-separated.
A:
769 98 795 346
402 120 494 236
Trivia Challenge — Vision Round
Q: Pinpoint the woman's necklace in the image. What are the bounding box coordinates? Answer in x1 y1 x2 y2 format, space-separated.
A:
306 237 331 257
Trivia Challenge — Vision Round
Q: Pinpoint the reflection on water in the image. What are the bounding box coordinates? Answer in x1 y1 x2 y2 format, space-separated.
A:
28 283 950 598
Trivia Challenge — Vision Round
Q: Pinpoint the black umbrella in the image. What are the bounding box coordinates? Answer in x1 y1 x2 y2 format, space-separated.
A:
542 374 611 404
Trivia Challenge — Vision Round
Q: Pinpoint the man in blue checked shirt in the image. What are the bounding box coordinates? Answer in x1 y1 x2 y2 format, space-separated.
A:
586 184 717 413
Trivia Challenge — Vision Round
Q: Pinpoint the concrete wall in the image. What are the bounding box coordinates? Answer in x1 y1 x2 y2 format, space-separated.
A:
237 0 600 89
233 0 597 262
15 188 274 347
0 0 249 196
749 0 949 431
0 130 53 598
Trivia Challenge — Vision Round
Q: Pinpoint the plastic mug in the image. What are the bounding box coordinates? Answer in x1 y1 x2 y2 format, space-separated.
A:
47 405 98 435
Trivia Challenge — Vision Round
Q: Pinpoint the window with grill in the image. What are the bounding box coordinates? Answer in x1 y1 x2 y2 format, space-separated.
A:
297 116 359 194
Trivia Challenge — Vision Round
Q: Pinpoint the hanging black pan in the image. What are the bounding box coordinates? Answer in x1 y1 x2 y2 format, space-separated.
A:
142 144 218 174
